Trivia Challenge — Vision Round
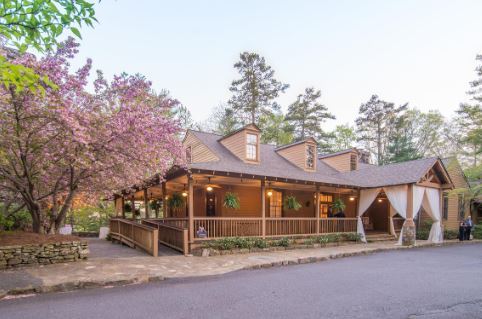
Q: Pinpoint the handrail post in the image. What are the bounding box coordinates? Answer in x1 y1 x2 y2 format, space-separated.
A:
315 185 320 234
261 180 266 238
188 175 194 245
152 229 158 257
144 188 150 219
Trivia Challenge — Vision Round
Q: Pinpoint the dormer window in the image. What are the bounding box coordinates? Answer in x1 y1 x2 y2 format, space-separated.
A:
186 146 192 164
306 145 315 169
246 133 258 160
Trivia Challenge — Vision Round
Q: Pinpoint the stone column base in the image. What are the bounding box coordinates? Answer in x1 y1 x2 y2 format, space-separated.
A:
402 219 416 246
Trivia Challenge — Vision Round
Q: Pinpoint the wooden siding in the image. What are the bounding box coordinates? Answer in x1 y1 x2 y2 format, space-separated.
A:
219 127 260 164
183 132 219 163
321 151 357 172
277 141 317 171
442 158 470 230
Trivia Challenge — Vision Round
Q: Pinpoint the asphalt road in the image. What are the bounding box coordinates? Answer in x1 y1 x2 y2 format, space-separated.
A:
1 244 482 319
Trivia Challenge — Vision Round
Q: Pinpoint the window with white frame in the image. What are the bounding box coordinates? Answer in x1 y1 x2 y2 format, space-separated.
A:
306 145 315 169
246 133 258 160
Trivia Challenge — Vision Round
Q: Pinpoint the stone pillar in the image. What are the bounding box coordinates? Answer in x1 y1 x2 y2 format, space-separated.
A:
143 188 150 219
261 180 266 238
402 184 416 246
188 176 194 243
315 186 320 234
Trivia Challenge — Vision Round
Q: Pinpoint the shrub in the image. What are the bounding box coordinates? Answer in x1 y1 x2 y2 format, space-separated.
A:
416 229 429 240
254 238 269 249
443 229 459 240
343 232 362 242
272 237 290 247
0 209 32 231
473 224 482 239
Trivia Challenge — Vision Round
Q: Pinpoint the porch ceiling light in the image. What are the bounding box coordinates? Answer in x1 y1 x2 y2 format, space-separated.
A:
378 198 383 202
267 190 273 197
206 186 213 192
182 191 188 197
349 196 355 201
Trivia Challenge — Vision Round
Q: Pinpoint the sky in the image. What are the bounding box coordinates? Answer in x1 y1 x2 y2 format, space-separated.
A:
69 0 482 130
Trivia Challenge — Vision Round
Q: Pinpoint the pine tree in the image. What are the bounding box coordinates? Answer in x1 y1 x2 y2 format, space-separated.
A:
285 87 335 144
355 95 407 165
259 112 294 146
228 52 289 125
331 124 356 151
456 54 482 167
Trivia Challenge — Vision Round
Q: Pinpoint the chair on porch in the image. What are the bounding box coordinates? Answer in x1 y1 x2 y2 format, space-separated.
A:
363 216 374 231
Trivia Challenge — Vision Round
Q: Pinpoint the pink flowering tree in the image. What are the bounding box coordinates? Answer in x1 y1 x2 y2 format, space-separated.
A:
0 38 184 234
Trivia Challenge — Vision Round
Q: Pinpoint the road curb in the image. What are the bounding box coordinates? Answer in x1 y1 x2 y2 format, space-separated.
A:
1 240 479 300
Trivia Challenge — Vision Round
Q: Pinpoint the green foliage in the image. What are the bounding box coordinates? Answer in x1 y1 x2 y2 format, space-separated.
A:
0 0 97 53
123 202 132 213
0 210 32 231
149 200 162 211
304 233 361 245
223 192 240 209
331 198 346 213
167 193 184 209
0 0 97 91
285 87 335 142
228 52 289 125
71 202 114 233
416 229 429 240
272 237 291 247
259 112 294 146
464 164 482 181
330 124 356 151
473 224 482 239
283 195 302 211
444 229 459 240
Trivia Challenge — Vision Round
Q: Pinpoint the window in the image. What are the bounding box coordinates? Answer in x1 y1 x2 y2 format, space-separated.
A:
306 145 315 169
318 193 333 218
350 154 357 171
442 193 449 220
185 146 192 164
458 193 465 220
246 133 258 160
269 190 282 217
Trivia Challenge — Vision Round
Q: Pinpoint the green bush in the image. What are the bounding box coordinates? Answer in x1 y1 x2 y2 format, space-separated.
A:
0 208 32 231
272 237 290 247
416 229 429 240
473 224 482 239
444 229 459 240
71 202 114 233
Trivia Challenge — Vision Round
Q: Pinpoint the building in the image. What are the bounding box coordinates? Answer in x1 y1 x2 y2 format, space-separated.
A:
112 124 459 255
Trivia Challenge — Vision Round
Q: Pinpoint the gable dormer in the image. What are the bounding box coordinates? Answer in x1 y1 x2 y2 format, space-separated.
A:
183 131 219 163
219 124 261 164
319 148 359 172
275 138 318 171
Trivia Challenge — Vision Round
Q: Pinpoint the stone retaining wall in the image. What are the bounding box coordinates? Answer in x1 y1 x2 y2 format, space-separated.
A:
0 241 89 269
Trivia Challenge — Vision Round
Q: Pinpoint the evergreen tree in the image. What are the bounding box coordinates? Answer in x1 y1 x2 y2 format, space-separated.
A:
456 54 482 167
285 87 335 143
202 104 241 135
331 124 356 151
228 52 289 125
172 104 195 133
387 114 421 163
355 95 407 165
259 113 294 146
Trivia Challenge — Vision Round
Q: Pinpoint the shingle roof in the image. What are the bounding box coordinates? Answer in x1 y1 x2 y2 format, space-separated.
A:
341 157 439 188
318 148 357 159
186 130 445 189
188 131 358 187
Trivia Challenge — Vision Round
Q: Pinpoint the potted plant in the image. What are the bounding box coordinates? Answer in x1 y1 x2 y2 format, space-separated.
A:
223 192 240 209
167 193 184 215
149 200 162 217
284 195 302 211
331 198 346 216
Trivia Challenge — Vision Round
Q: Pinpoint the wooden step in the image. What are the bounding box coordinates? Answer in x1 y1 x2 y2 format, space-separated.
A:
365 233 396 242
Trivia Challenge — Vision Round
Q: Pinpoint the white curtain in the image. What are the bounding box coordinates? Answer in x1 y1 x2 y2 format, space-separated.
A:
384 185 408 238
389 205 397 237
422 188 443 243
397 185 426 245
357 188 381 243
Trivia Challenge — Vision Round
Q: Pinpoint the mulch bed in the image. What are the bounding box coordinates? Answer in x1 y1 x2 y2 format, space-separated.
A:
0 231 84 247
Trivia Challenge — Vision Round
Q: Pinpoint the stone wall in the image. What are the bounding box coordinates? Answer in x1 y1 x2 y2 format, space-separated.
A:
0 241 89 269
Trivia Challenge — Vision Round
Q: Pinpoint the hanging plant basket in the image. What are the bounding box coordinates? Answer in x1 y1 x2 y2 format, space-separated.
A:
168 193 184 212
331 198 346 214
223 192 240 210
149 199 162 211
284 195 302 211
123 202 132 213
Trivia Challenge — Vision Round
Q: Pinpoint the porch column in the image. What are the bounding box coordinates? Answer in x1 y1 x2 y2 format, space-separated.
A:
143 188 150 219
315 186 320 234
121 196 125 219
261 180 266 238
402 184 416 246
162 182 167 218
188 176 194 243
130 197 136 220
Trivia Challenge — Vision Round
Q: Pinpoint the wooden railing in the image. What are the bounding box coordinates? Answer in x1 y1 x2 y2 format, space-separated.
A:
146 218 188 229
191 217 358 239
193 217 263 239
109 218 159 257
320 218 357 233
266 218 317 236
143 220 189 255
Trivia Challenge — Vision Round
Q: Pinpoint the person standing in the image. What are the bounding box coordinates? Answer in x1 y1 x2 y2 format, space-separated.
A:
465 216 474 240
459 221 466 241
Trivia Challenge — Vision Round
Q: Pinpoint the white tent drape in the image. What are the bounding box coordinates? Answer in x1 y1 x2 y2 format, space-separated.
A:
357 188 381 243
423 188 443 243
389 205 397 237
384 185 408 238
397 185 426 245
